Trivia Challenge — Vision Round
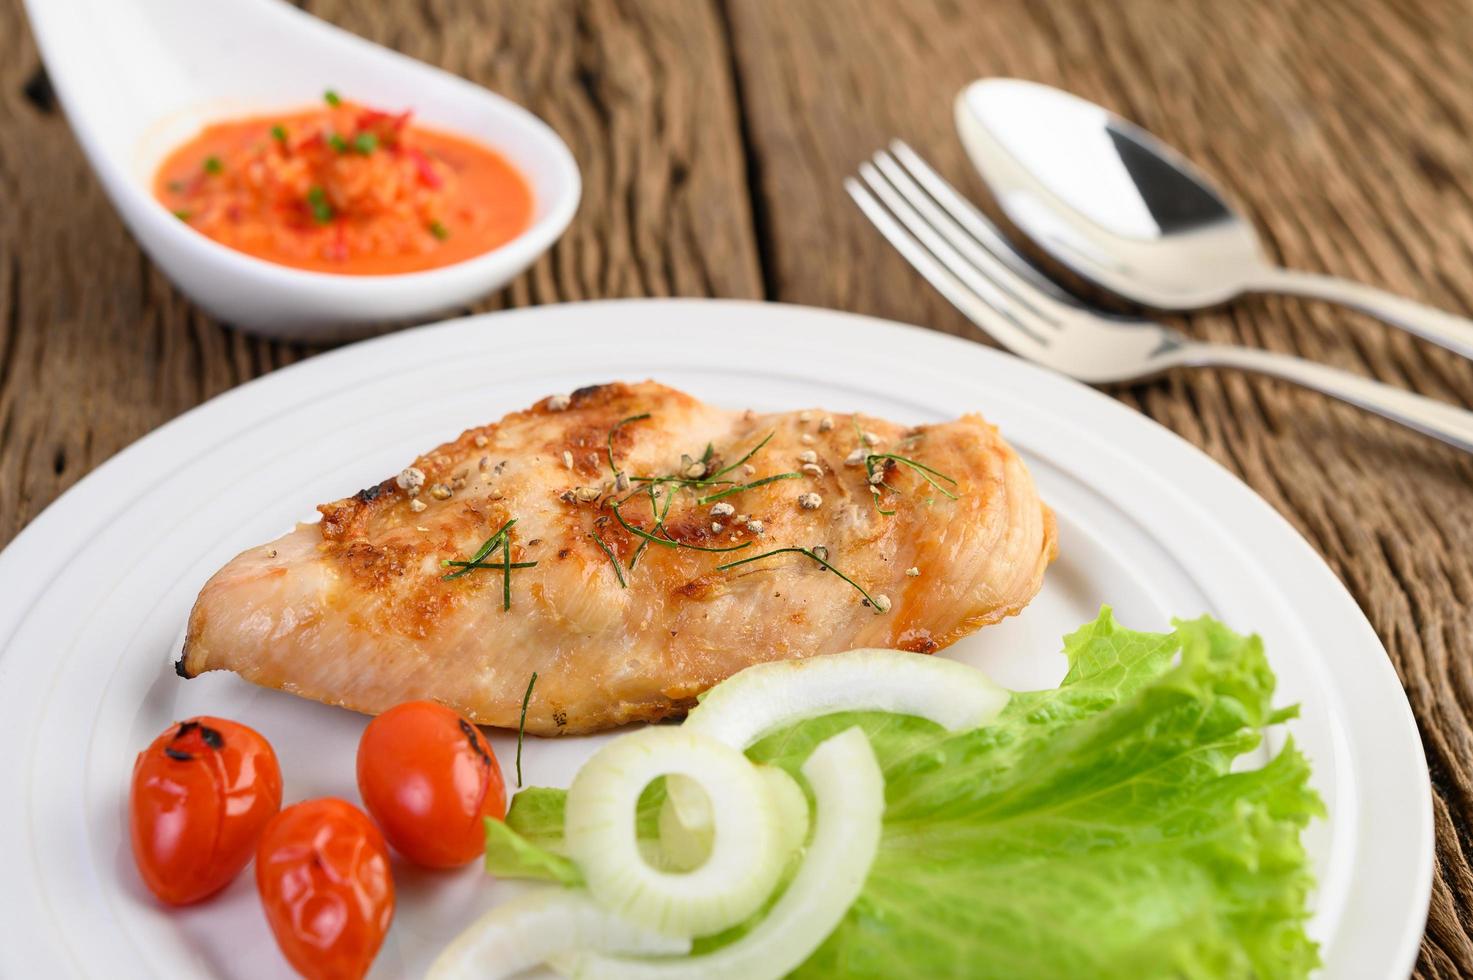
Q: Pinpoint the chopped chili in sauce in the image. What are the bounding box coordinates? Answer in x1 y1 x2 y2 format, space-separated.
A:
155 96 533 275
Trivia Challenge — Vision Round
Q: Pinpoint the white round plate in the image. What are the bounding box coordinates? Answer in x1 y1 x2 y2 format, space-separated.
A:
0 300 1431 978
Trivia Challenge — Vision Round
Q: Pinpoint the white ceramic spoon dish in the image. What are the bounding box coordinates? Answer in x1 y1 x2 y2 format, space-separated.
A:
0 300 1431 978
21 0 580 341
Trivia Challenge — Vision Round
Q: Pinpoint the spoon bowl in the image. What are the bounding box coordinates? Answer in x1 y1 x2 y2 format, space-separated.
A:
22 0 580 341
955 79 1268 307
956 78 1473 359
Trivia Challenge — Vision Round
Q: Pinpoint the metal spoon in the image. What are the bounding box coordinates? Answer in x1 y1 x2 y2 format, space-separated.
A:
955 78 1473 360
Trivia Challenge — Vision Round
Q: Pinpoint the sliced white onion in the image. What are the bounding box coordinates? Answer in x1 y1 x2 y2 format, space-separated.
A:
567 725 883 980
683 648 1011 749
756 765 809 861
427 887 690 980
663 648 1005 855
565 727 786 937
656 765 808 873
655 781 713 872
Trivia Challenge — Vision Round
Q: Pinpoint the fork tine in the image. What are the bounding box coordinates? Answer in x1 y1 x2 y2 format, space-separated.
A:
844 175 1049 355
888 140 1079 305
873 149 1071 324
855 162 1053 346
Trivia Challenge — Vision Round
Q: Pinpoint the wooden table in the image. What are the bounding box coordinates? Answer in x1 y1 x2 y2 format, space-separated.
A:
3 0 1471 973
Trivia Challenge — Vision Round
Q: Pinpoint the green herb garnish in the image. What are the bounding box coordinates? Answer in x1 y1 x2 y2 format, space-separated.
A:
697 472 801 504
353 131 379 154
270 124 287 143
870 485 897 516
515 671 537 787
589 528 626 588
441 517 534 609
428 219 449 241
610 499 678 550
306 186 334 224
501 535 513 610
707 431 775 482
326 131 349 153
717 546 882 612
627 481 674 570
868 453 959 500
442 518 516 579
606 413 652 475
324 89 342 107
202 155 223 175
172 209 192 222
609 500 751 553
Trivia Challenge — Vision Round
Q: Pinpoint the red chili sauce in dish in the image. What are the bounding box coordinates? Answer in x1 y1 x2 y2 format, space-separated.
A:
154 92 533 275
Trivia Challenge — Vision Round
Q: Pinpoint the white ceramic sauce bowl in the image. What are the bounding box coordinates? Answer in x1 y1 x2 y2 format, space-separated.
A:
23 0 581 341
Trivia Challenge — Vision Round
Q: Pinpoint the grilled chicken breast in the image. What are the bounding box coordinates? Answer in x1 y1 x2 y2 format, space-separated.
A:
180 381 1055 734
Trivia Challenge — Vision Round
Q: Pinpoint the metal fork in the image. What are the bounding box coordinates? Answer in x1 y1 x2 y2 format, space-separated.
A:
846 141 1473 453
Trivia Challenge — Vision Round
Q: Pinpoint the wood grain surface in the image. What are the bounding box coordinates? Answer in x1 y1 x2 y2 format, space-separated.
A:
2 0 1471 974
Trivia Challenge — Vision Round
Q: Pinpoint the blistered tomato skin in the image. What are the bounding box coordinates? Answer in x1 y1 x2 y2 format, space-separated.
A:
129 716 283 905
356 700 508 868
256 798 395 980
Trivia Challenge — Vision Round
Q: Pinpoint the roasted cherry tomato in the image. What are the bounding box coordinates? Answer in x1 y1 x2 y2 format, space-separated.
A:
256 798 395 980
356 700 507 868
129 716 283 905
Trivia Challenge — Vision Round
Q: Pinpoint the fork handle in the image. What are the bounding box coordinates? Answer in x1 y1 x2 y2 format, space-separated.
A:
1178 343 1473 452
1252 268 1473 361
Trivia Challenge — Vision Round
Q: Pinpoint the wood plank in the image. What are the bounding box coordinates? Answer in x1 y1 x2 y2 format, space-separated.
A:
724 0 1473 974
0 0 761 545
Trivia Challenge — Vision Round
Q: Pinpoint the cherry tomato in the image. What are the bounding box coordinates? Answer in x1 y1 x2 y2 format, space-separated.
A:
356 700 507 868
256 798 394 980
129 716 282 905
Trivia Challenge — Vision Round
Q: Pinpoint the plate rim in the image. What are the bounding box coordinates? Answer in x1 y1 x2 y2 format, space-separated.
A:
0 298 1433 978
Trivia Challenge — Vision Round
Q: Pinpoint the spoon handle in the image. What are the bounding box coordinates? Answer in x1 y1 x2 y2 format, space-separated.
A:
1179 342 1473 453
1254 268 1473 361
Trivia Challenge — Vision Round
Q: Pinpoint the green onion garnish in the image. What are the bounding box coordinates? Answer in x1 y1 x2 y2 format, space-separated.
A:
443 560 538 571
326 131 348 153
717 547 884 613
270 124 287 143
428 220 449 241
867 453 959 500
516 672 537 787
202 156 223 175
172 209 192 222
606 413 651 475
306 186 334 224
324 89 342 107
697 471 801 504
589 528 626 588
353 131 378 154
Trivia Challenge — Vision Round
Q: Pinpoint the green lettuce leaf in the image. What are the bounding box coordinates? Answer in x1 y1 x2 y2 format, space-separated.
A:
483 817 582 886
484 610 1323 979
485 780 667 883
